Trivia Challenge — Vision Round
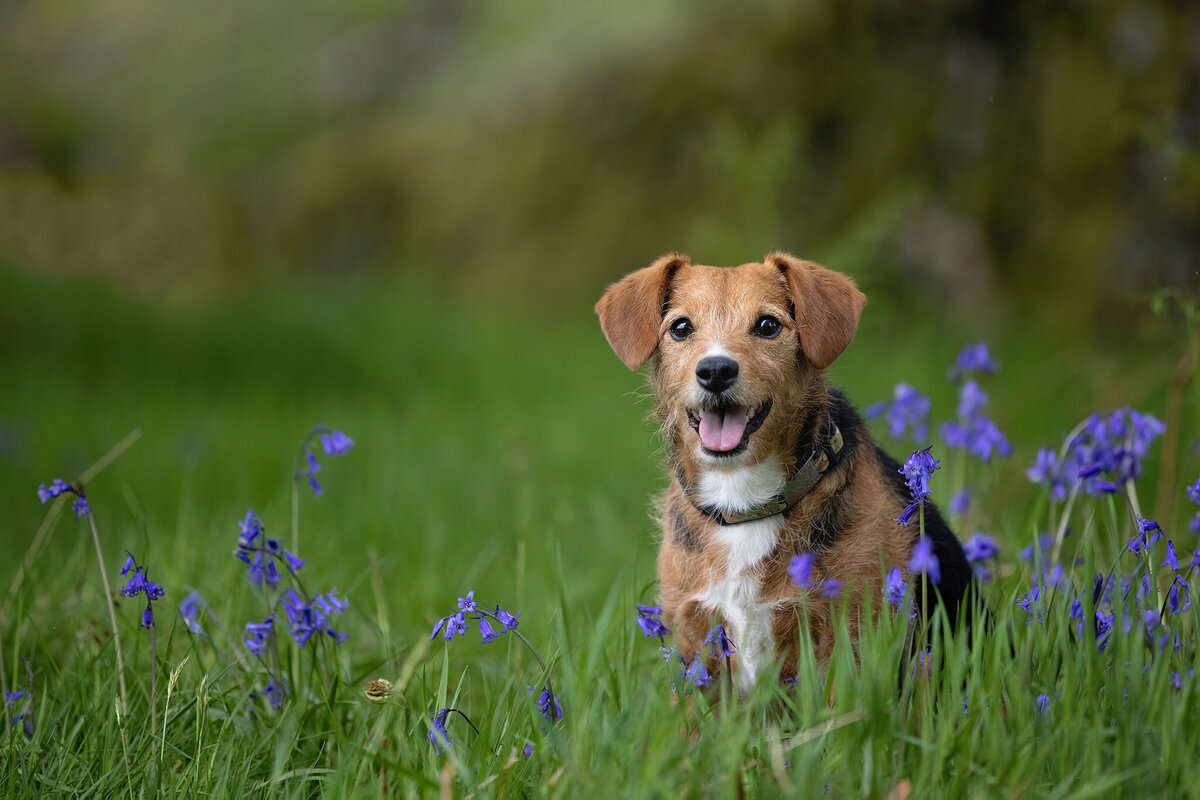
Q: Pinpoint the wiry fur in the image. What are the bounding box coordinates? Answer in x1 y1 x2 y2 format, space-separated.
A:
597 253 972 691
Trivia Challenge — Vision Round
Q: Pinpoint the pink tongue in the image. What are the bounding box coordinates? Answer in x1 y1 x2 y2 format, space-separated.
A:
699 407 749 452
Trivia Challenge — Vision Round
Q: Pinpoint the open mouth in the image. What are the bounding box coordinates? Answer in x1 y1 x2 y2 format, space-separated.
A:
686 399 773 456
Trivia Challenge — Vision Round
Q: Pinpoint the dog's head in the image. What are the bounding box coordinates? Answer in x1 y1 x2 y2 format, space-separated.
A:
596 252 865 468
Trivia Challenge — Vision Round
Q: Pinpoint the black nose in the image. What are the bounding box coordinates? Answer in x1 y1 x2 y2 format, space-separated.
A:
695 355 739 394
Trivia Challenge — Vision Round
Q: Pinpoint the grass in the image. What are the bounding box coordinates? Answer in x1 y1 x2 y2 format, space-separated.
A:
1 265 1198 797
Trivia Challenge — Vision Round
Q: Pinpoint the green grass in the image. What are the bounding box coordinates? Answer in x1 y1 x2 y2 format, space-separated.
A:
1 266 1198 797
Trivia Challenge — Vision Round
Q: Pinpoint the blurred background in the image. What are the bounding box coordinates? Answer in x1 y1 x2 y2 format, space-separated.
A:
2 1 1199 634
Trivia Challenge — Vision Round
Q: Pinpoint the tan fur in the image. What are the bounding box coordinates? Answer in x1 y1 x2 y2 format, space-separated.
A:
597 253 916 687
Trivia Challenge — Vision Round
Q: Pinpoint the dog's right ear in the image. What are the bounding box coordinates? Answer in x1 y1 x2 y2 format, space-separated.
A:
595 254 690 370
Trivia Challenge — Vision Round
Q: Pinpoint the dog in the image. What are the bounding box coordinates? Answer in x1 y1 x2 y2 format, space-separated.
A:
596 252 972 692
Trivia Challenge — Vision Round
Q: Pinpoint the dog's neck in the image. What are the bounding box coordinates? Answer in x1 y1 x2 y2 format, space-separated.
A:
674 389 847 525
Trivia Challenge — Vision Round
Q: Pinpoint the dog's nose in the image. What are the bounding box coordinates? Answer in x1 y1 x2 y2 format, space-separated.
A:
695 355 739 394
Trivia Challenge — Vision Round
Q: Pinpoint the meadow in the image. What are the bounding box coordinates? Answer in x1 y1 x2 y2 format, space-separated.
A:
2 264 1198 798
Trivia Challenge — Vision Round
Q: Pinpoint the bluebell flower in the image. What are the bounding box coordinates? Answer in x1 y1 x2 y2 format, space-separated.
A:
120 555 136 577
1016 582 1046 624
635 604 669 638
948 487 970 516
908 537 941 584
949 342 999 381
682 657 712 688
458 591 478 613
957 380 988 420
1019 533 1054 563
1095 610 1114 652
884 383 931 441
901 447 940 501
1162 540 1179 572
882 567 906 606
1167 577 1191 615
306 451 321 475
963 533 999 563
282 588 348 646
479 617 500 644
1143 609 1159 633
1068 597 1083 621
494 606 521 631
119 556 165 629
179 591 207 635
307 475 323 496
1138 517 1162 545
72 496 91 519
321 430 354 456
244 617 274 657
1171 672 1186 689
36 478 71 503
524 743 535 757
530 685 563 720
941 417 1013 463
705 625 734 658
1137 575 1152 601
251 680 287 710
1026 448 1069 501
1188 475 1200 505
1035 694 1049 714
819 579 843 599
428 708 453 753
789 553 816 588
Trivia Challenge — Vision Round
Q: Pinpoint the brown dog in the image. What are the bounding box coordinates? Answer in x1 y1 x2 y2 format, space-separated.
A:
596 252 971 692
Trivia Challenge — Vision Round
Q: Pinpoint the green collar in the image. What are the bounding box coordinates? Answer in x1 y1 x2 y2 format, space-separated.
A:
692 420 844 526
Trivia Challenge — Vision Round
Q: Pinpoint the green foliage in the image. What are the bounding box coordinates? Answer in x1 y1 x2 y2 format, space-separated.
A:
2 268 1199 795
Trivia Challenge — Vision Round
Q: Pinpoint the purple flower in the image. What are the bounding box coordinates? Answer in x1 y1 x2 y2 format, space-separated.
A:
705 625 734 658
1020 533 1054 563
244 617 274 657
635 605 669 639
1017 582 1046 623
458 591 478 613
900 447 940 502
120 555 135 577
948 487 970 516
789 553 816 588
524 743 535 757
282 588 348 647
36 478 71 503
1162 540 1179 572
72 496 91 519
950 342 999 381
1188 476 1200 505
957 380 988 420
307 475 323 496
321 430 355 456
884 383 931 441
819 579 843 598
306 451 321 475
908 537 941 585
963 533 999 563
1168 577 1191 615
428 708 453 753
495 606 521 631
1095 611 1114 652
179 591 207 635
682 657 712 688
942 416 1013 463
479 617 500 644
882 567 906 606
251 680 287 710
1138 517 1162 545
531 685 563 721
1035 693 1049 714
1026 448 1068 501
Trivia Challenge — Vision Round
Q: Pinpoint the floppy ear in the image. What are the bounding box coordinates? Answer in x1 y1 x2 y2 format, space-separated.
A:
595 254 690 370
769 252 866 370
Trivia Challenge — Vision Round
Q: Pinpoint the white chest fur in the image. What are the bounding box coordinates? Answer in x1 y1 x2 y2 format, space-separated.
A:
692 457 786 693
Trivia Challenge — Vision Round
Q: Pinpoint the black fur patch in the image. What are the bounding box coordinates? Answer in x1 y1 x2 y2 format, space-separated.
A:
808 482 851 552
671 498 702 552
874 443 974 630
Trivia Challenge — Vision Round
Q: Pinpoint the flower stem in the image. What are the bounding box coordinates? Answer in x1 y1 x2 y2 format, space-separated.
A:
477 608 559 723
150 621 158 737
88 514 129 717
1049 482 1081 566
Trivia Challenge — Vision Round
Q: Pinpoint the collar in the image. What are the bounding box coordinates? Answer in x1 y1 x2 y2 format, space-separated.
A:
690 418 844 526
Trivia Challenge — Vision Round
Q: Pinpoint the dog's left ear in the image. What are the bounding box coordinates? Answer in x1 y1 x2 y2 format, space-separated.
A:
770 252 866 370
595 254 690 370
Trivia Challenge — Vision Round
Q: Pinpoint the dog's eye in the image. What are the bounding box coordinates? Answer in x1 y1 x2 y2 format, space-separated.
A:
668 318 694 341
752 315 782 339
